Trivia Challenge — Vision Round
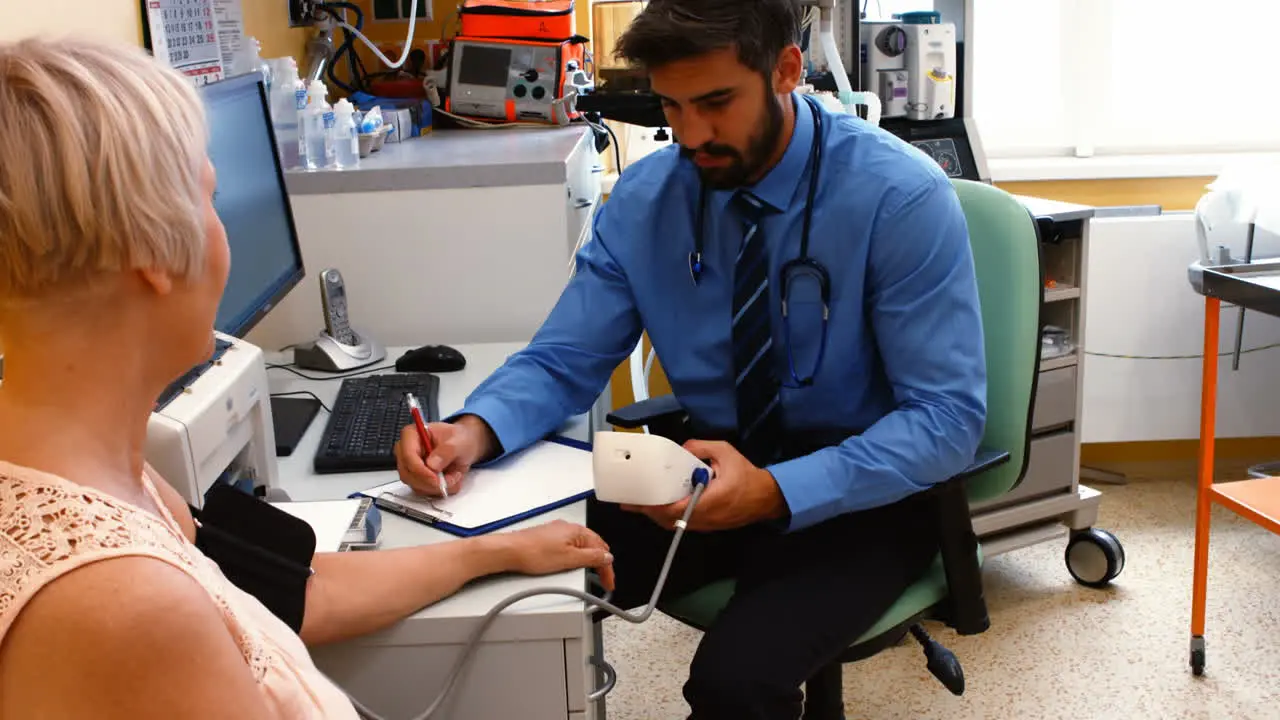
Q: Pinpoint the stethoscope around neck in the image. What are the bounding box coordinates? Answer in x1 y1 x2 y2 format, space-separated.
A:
688 94 831 388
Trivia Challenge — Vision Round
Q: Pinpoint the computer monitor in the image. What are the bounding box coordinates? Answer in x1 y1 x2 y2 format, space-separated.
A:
200 73 305 338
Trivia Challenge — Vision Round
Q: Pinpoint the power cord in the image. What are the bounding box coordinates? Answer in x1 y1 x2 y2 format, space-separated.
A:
265 362 396 381
336 473 711 720
269 390 332 413
327 0 421 70
1083 342 1280 361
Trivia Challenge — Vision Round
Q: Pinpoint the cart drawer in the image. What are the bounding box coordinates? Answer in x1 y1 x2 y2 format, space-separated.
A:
1032 366 1077 431
971 430 1076 512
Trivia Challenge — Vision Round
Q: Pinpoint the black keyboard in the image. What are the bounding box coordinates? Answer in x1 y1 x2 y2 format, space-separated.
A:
312 373 440 474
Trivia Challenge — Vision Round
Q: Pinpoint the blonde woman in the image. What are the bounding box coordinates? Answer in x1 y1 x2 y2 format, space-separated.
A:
0 37 614 719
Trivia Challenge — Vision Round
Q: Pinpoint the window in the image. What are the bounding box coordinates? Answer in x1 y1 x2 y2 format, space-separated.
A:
373 0 430 21
1100 0 1280 155
589 0 1280 168
972 0 1280 159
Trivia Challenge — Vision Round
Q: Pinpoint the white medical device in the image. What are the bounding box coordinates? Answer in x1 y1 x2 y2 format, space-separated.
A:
904 21 957 121
592 431 713 506
146 333 279 508
861 18 956 121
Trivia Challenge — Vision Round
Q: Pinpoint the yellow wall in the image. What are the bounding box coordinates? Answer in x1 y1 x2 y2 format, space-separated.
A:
996 177 1212 213
3 1 308 65
242 4 312 62
2 0 142 44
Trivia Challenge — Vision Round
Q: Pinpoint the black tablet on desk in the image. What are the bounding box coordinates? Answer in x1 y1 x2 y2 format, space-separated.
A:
271 396 322 457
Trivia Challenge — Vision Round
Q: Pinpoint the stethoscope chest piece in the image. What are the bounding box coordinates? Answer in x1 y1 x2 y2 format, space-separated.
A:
688 251 703 286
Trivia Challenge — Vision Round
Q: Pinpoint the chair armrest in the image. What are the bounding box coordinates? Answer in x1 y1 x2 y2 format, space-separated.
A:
933 448 1011 636
605 394 686 429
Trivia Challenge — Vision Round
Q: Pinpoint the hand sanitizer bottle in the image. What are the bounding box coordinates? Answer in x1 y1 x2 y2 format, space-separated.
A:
332 98 360 169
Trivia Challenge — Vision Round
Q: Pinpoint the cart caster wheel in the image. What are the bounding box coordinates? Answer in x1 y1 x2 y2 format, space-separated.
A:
1065 528 1124 588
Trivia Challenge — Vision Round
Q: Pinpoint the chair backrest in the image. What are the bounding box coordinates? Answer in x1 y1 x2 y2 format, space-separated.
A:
623 180 1043 501
952 179 1043 503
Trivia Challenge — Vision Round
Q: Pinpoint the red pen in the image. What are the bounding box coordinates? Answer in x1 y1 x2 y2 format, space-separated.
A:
405 392 448 498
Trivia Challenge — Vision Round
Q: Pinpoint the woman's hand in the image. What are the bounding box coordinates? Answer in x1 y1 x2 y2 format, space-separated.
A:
503 520 616 591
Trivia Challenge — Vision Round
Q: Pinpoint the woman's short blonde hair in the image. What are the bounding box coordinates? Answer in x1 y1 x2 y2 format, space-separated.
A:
0 37 210 302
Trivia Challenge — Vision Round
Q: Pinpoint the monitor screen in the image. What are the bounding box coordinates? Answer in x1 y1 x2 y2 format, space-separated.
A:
458 44 512 87
200 73 305 338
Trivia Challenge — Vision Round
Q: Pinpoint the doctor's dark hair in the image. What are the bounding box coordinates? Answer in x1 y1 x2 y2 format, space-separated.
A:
613 0 805 76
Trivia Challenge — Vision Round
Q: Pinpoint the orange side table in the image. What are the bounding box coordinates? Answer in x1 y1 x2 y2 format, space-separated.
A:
1189 259 1280 676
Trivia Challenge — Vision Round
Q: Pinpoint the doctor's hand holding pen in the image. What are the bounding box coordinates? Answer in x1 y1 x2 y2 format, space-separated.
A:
394 413 497 497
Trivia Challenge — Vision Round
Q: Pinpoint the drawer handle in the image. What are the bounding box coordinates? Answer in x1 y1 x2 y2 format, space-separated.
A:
591 165 603 173
574 199 592 209
587 654 617 702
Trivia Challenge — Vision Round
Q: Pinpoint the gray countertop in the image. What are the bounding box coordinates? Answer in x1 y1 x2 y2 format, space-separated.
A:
284 124 592 195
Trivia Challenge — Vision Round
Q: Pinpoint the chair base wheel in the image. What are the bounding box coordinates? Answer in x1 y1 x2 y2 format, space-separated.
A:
1066 527 1125 588
910 625 965 696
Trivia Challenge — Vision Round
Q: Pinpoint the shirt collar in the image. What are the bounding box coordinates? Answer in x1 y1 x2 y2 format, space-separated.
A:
709 91 817 216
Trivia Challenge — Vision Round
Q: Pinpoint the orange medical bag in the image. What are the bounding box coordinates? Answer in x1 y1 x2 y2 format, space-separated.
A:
459 0 577 42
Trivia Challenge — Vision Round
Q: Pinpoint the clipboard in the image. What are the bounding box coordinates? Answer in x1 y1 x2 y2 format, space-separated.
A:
357 436 594 537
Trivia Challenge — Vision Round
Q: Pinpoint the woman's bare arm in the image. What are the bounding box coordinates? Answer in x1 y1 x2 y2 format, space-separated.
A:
299 521 612 647
0 556 277 720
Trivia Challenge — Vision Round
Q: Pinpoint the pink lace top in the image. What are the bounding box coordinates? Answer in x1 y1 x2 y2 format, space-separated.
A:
0 460 359 718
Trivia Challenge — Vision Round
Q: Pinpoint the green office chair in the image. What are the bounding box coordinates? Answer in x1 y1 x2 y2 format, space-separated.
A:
606 179 1044 719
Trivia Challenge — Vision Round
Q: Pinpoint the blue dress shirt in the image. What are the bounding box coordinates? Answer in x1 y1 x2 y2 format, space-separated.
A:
457 93 987 532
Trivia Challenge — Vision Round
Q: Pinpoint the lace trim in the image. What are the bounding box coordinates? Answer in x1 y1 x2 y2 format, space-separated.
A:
0 463 276 681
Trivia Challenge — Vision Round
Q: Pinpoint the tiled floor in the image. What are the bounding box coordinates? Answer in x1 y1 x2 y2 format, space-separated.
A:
598 458 1280 719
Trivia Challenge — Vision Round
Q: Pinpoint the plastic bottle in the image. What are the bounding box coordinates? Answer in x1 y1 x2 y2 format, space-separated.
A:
294 78 309 169
303 80 335 170
268 58 302 168
331 98 360 169
241 37 272 96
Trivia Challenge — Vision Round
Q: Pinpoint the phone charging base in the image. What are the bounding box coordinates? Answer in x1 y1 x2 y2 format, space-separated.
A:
293 329 387 373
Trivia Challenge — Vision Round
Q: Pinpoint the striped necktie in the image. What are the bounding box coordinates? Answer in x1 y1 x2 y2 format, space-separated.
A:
731 191 782 465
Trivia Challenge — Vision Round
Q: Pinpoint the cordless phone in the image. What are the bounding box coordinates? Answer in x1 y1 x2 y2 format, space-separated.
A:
319 268 358 346
294 266 386 372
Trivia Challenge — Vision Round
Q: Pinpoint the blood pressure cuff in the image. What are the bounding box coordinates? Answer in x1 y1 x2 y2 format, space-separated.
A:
189 483 317 634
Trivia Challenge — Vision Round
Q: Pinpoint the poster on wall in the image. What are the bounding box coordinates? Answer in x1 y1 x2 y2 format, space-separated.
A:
212 0 246 77
141 0 240 87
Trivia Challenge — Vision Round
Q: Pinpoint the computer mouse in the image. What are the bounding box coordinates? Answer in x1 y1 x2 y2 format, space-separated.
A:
395 344 467 373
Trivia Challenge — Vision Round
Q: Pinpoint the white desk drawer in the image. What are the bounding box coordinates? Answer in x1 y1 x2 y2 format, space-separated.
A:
972 429 1076 512
313 638 569 720
1032 366 1078 431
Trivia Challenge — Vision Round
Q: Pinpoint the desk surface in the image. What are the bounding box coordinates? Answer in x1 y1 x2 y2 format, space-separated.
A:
284 125 593 195
266 342 593 646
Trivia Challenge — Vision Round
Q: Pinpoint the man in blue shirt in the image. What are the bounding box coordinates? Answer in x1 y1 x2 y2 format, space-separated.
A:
394 0 986 716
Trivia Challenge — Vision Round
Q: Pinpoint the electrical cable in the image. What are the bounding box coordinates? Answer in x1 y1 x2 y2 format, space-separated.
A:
265 362 395 381
269 390 332 413
1083 343 1280 361
319 2 365 94
335 476 711 720
331 0 421 70
585 116 623 176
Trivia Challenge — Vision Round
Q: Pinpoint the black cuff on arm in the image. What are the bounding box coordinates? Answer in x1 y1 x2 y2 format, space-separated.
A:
190 484 317 634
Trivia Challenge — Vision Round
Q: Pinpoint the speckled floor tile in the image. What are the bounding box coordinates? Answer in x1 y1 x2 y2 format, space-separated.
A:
599 462 1280 719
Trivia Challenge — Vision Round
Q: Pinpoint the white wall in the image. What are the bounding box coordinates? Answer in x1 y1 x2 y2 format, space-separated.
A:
1082 213 1280 443
1 0 141 44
